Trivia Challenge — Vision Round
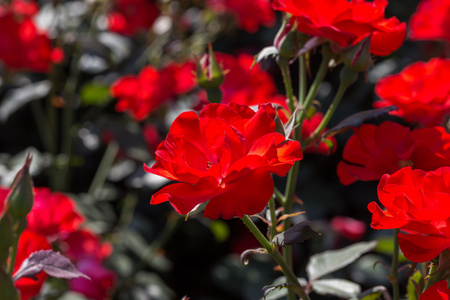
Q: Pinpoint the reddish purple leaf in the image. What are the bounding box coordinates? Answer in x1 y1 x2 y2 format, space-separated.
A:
12 250 90 282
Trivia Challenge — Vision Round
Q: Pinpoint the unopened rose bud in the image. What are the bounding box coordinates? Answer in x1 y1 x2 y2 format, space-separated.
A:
7 154 34 220
195 44 225 103
342 36 372 72
274 19 304 59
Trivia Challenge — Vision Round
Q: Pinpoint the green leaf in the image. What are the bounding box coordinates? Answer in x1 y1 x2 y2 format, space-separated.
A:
375 237 407 263
80 83 111 106
307 241 377 281
407 271 423 300
358 286 389 300
0 268 19 300
311 279 361 298
324 106 397 138
272 221 320 247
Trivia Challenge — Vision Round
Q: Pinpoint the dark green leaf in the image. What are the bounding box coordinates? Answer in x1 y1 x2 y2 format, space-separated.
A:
252 47 278 68
324 106 397 138
407 271 423 300
272 221 320 247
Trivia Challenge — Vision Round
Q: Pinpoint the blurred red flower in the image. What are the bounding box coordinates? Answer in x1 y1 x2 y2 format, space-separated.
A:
368 167 450 262
13 230 52 300
26 188 84 239
330 216 366 241
69 258 116 300
145 103 303 219
205 0 274 33
374 58 450 127
272 0 406 56
59 229 113 263
111 61 196 121
419 280 450 300
0 12 61 72
107 0 159 36
409 0 450 41
337 122 450 185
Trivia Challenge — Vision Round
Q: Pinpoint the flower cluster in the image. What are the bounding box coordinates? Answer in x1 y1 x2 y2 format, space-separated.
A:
145 103 303 219
338 121 450 185
272 0 407 56
0 188 115 300
0 0 62 72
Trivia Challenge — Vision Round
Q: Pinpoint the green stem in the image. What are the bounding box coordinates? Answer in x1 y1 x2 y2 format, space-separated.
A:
424 262 445 291
278 57 296 114
30 100 55 154
298 55 307 106
87 141 119 198
269 196 277 241
242 215 310 299
297 47 333 126
391 229 400 300
6 234 19 276
274 187 286 205
302 66 358 148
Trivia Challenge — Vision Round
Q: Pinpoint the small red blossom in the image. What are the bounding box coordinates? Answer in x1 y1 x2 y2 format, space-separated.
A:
59 229 113 263
69 258 116 300
145 103 303 219
368 167 450 262
337 122 450 185
107 0 159 36
330 216 366 241
205 0 274 33
419 280 450 300
26 188 84 239
111 61 196 121
374 58 450 127
0 12 59 72
272 0 406 56
302 112 336 155
409 0 450 41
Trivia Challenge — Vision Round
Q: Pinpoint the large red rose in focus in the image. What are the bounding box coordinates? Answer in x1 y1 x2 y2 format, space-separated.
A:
145 103 303 219
337 122 450 185
419 280 450 300
375 58 450 127
409 0 450 41
368 167 450 262
272 0 406 56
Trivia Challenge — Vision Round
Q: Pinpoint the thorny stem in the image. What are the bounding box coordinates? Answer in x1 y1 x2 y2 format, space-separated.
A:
268 196 278 241
391 229 400 300
241 215 311 300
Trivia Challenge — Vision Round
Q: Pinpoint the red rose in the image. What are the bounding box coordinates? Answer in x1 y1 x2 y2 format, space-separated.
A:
337 122 450 185
69 258 116 300
419 280 450 300
145 103 303 219
107 0 159 36
374 58 450 127
368 167 450 262
272 0 406 56
26 188 84 239
205 0 274 33
111 61 196 121
409 0 450 41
